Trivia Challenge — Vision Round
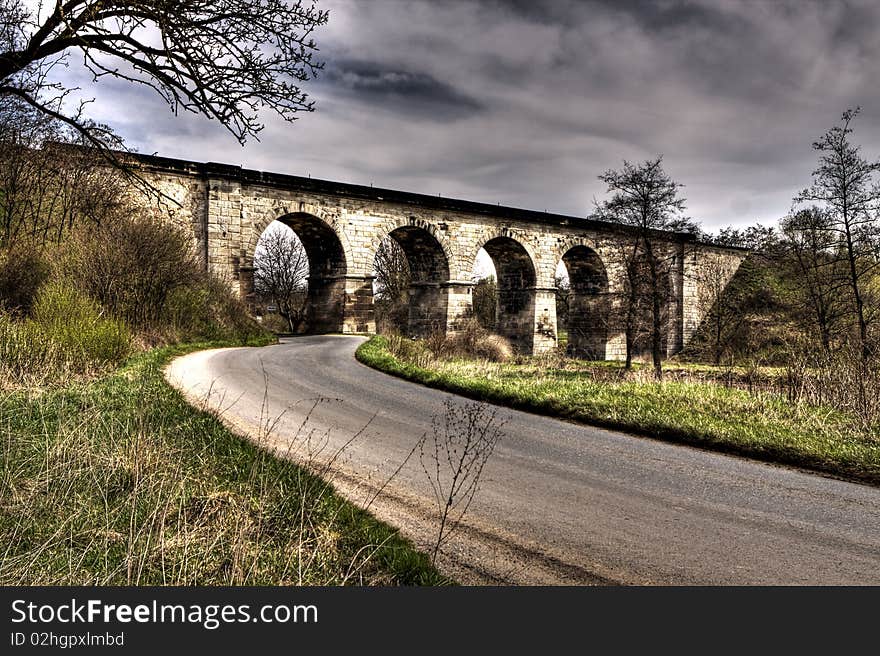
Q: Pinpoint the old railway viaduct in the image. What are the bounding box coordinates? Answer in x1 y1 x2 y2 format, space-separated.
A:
133 153 745 359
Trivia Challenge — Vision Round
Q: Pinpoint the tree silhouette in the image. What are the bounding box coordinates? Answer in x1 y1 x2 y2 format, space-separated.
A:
0 0 328 151
595 156 696 376
254 225 309 333
795 108 880 360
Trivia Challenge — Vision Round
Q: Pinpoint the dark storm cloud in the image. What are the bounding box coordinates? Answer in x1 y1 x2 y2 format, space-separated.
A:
318 58 483 121
477 0 585 24
590 0 746 30
312 0 880 225
482 0 753 34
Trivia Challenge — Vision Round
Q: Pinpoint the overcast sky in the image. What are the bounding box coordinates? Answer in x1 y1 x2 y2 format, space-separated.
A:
62 0 880 232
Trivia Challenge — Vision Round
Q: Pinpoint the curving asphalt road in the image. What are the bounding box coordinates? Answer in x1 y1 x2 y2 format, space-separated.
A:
166 335 880 585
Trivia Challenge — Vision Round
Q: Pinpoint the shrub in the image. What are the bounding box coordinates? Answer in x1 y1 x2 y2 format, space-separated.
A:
257 312 290 334
442 319 512 362
159 275 267 345
0 311 63 385
0 282 130 387
31 280 131 367
61 213 201 329
59 212 266 345
384 330 434 368
196 276 268 344
374 297 409 335
0 244 50 315
472 276 497 330
161 285 213 340
384 321 513 365
472 333 514 362
786 344 880 433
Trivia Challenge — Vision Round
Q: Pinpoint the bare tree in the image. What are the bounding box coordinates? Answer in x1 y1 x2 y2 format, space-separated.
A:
780 207 849 353
472 275 497 330
602 238 652 370
595 157 696 377
0 98 129 247
553 274 569 334
419 399 505 566
795 108 880 360
253 226 309 333
372 236 411 333
373 236 410 303
0 0 327 151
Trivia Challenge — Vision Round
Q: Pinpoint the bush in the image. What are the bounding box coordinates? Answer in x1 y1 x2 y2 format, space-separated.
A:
0 283 130 387
472 276 497 330
257 312 290 334
61 213 201 329
0 244 50 315
442 319 512 362
31 280 131 368
159 275 267 345
786 344 880 432
199 276 268 344
58 212 267 345
383 320 513 365
384 330 434 368
374 297 409 335
0 311 63 386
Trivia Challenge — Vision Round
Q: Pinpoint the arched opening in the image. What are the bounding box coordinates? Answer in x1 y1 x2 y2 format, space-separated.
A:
251 221 309 332
372 225 449 338
251 213 348 333
558 245 609 359
481 237 536 352
470 248 497 331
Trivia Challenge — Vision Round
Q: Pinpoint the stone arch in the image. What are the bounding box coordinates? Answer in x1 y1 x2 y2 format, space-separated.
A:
246 203 353 334
465 227 541 285
476 234 539 353
372 220 452 338
369 215 456 278
557 243 610 360
553 236 603 270
244 201 355 272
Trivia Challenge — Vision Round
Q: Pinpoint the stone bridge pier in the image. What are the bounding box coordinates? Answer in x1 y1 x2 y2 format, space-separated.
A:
134 154 746 359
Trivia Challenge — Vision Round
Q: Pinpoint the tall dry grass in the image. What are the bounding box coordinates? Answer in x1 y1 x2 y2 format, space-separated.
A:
784 345 880 433
383 320 513 367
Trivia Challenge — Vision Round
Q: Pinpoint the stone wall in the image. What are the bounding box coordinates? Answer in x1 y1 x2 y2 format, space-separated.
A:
681 242 749 347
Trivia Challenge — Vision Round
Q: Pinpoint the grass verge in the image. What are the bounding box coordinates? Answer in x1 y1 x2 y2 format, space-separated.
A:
0 337 447 585
356 336 880 486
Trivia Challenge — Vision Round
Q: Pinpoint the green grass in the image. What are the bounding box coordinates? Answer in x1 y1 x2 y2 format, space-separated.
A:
357 336 880 486
0 339 447 585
